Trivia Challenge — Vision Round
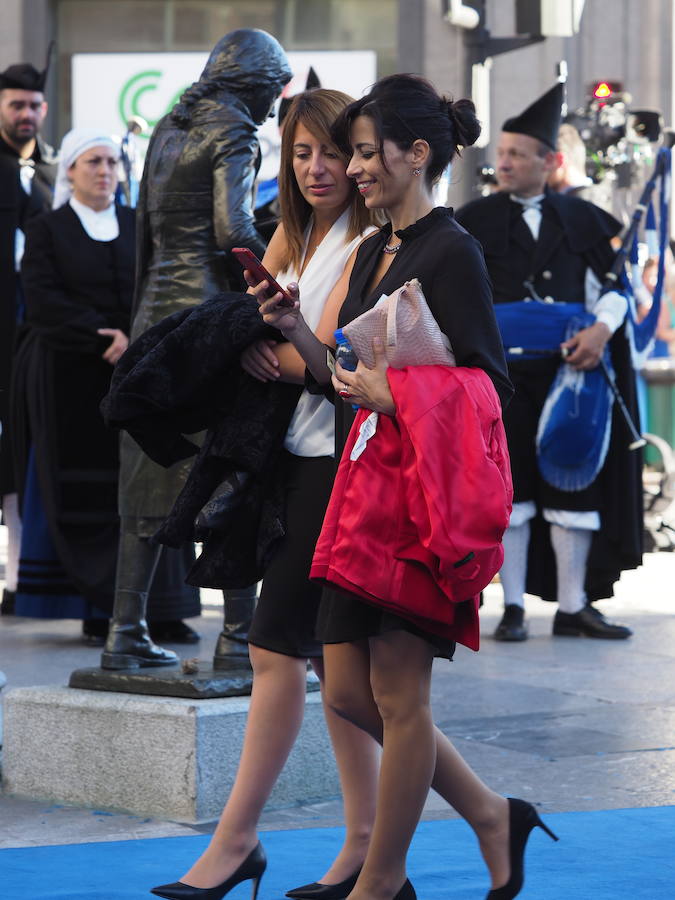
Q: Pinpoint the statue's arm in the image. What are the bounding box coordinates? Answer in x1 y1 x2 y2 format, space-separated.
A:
212 121 267 259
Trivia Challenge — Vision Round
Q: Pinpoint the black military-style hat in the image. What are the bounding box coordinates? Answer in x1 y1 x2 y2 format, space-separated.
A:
278 66 322 128
502 83 564 151
0 63 46 92
0 42 54 93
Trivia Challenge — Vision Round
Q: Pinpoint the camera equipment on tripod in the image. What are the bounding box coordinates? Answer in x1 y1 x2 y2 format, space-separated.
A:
561 80 665 221
566 81 663 178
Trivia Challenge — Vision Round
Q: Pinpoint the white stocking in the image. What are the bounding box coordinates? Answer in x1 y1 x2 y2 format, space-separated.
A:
499 521 531 609
549 524 592 614
2 493 22 592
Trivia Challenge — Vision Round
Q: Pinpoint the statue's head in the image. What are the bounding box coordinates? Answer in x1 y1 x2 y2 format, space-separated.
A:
200 29 292 124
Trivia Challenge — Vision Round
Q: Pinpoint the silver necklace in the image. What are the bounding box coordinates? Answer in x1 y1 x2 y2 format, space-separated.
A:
383 240 402 254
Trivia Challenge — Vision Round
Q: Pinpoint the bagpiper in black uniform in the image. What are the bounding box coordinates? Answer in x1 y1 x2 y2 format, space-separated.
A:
456 84 640 641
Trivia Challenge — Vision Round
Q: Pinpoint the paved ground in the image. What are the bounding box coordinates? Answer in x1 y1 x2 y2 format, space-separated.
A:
1 533 674 850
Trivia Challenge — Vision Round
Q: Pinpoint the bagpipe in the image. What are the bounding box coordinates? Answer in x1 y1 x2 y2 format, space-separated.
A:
116 116 146 208
498 147 671 492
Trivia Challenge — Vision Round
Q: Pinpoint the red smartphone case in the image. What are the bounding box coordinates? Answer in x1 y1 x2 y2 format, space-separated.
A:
232 248 294 307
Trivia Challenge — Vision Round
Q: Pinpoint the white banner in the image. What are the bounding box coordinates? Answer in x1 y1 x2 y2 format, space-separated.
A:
72 51 377 180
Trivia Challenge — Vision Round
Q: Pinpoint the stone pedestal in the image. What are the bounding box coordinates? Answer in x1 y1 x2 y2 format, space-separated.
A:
2 685 339 823
0 670 5 746
68 664 320 699
69 664 256 699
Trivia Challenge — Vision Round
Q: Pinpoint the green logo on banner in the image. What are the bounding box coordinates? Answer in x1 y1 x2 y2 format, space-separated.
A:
118 70 188 137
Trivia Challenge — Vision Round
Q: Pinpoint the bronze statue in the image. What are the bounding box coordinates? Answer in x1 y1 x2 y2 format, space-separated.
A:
101 28 291 669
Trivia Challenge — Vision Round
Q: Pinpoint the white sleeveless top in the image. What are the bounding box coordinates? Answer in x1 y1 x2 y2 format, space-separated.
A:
280 208 373 457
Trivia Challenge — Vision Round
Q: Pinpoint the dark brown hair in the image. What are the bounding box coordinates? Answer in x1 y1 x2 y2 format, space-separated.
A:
277 89 377 273
331 73 481 186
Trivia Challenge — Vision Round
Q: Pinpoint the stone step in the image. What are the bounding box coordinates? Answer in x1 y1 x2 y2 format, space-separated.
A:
2 685 339 823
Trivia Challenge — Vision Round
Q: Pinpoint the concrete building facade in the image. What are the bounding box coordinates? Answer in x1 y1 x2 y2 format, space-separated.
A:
2 0 673 207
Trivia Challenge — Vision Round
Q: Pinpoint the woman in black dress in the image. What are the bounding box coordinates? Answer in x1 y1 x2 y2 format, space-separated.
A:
253 75 557 900
12 128 198 643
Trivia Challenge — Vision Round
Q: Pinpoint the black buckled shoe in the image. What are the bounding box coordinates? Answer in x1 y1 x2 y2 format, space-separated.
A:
494 605 529 642
553 604 632 639
149 620 201 645
1 588 16 616
82 618 110 646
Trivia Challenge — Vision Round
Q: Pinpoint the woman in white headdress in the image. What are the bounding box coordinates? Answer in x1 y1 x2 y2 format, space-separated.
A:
10 128 199 643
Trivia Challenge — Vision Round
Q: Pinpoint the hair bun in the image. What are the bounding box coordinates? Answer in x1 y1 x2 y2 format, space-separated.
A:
446 98 481 148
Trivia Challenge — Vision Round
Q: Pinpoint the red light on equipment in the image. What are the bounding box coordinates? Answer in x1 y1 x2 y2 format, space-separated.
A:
593 82 612 99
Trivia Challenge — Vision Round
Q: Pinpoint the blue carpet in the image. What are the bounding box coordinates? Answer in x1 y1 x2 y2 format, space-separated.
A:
1 807 673 899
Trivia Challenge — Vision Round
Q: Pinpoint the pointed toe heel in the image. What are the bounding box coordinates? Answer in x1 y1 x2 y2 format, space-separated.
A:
285 868 361 899
486 798 558 899
287 872 412 900
151 842 266 900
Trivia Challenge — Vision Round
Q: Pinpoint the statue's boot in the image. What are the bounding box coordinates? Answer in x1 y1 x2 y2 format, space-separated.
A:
101 589 178 669
213 584 257 670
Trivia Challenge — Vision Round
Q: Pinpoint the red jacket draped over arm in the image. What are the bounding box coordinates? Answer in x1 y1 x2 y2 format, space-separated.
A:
311 366 513 650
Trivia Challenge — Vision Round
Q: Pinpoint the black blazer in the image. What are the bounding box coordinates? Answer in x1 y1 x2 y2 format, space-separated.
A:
455 190 621 305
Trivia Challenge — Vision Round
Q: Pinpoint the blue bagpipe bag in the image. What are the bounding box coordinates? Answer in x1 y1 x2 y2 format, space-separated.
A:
494 300 585 359
536 314 614 492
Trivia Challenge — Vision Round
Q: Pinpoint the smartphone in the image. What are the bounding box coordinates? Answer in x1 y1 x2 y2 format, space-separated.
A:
232 248 295 308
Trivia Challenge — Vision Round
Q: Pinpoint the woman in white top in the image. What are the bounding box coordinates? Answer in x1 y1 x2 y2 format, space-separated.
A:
152 90 380 900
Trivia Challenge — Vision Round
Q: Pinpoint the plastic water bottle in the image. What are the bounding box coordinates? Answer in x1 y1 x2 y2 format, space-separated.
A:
334 328 359 409
334 328 358 371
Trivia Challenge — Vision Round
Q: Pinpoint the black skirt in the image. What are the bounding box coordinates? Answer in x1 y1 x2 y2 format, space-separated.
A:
247 451 334 659
317 588 456 661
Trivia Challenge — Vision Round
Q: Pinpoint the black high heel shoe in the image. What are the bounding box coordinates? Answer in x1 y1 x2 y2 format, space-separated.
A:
486 798 558 899
286 868 361 898
150 843 266 900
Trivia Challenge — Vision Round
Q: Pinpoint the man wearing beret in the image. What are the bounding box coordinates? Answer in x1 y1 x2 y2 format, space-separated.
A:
0 61 57 615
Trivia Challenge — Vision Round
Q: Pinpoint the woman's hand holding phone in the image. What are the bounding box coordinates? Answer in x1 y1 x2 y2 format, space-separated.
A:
233 247 293 305
246 273 302 332
233 246 302 331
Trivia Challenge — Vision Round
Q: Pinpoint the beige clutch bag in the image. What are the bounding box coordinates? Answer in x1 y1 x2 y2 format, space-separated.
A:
342 278 455 369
